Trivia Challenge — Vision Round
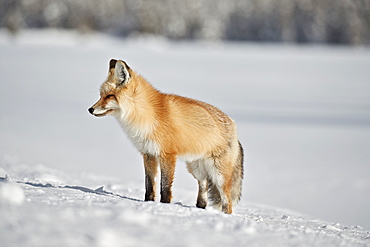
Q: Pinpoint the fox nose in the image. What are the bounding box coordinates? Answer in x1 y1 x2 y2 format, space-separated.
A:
88 107 94 114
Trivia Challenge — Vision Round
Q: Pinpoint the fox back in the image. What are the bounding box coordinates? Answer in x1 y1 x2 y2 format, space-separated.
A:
89 59 243 213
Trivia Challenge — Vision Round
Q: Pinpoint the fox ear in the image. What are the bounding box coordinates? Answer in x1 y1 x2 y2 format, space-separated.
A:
109 59 117 71
114 60 131 86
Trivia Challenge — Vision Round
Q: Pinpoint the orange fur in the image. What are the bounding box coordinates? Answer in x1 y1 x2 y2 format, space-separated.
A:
89 59 243 213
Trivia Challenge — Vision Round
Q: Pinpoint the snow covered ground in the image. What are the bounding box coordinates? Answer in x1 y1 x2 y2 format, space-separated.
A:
1 162 370 247
1 29 370 246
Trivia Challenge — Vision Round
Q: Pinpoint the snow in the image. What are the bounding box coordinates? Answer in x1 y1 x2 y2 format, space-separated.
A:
1 160 369 247
0 177 25 206
1 29 370 246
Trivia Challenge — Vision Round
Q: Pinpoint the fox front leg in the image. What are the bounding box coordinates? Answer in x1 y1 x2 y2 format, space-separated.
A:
143 154 158 201
159 155 176 203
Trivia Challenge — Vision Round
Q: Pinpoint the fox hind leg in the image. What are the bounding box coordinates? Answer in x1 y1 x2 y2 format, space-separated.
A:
196 179 208 209
221 177 233 214
212 177 233 214
187 161 209 209
208 158 233 214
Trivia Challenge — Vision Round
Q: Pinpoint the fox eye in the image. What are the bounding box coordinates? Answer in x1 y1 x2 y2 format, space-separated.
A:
106 94 115 99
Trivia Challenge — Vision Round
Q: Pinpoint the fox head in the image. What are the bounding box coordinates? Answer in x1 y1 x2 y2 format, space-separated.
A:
88 59 132 117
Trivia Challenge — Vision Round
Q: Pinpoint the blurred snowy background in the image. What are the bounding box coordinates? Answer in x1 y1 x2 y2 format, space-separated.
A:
1 0 370 231
1 0 369 45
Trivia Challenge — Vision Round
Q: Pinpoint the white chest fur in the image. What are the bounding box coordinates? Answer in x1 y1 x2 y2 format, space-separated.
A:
116 116 160 156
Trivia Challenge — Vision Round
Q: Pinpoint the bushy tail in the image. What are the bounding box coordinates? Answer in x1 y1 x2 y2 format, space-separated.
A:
208 141 244 210
231 141 244 204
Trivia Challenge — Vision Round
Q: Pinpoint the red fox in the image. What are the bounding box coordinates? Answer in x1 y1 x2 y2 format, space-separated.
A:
89 59 243 214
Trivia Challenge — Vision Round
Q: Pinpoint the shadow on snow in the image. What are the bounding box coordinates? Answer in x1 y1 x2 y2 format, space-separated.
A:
0 176 141 203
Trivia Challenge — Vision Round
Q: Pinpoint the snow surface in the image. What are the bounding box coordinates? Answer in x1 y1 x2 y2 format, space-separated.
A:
1 29 370 246
1 160 370 247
